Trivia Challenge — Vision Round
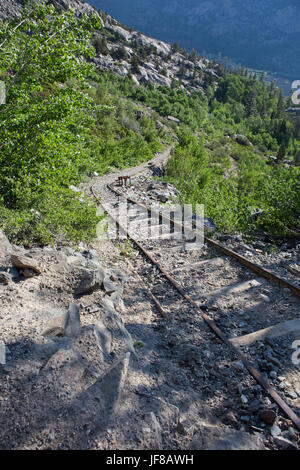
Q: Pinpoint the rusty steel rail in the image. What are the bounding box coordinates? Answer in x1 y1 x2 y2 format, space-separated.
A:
108 182 300 300
91 183 300 431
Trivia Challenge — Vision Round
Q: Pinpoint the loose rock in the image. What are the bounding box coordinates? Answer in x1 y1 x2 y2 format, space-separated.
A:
260 409 277 425
0 230 12 257
94 321 112 358
75 268 105 295
190 424 266 450
0 272 12 284
65 303 81 337
42 311 69 337
11 253 41 274
271 424 281 437
225 412 238 426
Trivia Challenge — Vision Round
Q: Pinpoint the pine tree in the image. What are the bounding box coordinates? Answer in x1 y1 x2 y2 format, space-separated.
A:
178 61 186 79
270 80 275 94
276 89 285 118
130 54 140 74
93 36 108 55
114 45 127 60
276 144 286 162
171 42 180 53
131 39 139 50
246 85 257 117
295 117 300 139
260 99 267 118
188 49 198 63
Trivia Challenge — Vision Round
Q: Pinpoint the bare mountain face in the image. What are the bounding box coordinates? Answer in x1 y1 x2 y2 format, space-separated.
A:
0 0 220 93
0 0 95 19
92 0 300 79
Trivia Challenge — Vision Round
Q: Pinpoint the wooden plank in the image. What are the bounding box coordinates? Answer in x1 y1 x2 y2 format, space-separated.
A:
230 319 300 347
171 257 225 274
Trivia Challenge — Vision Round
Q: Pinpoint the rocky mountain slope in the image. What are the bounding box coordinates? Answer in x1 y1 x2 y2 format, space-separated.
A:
0 0 220 93
93 0 300 79
91 14 220 92
0 0 95 19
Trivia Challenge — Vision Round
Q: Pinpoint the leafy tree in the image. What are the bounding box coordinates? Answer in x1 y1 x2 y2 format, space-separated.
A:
0 1 102 244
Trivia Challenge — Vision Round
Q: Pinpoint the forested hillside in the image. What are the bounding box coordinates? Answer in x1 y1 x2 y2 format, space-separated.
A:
0 1 299 246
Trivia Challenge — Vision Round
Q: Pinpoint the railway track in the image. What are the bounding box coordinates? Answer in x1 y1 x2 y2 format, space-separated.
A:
90 178 300 435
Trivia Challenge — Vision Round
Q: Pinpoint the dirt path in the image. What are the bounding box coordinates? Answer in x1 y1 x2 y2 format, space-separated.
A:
86 146 173 191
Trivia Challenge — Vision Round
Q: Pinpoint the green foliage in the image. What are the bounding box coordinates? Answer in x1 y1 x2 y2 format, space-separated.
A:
117 237 134 256
166 129 300 239
0 2 163 245
214 74 295 151
115 77 208 131
0 2 103 245
0 186 99 246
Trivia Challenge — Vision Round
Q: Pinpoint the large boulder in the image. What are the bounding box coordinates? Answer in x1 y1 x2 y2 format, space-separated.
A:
189 423 266 450
167 115 181 124
152 190 170 203
75 267 105 295
146 70 172 87
11 253 41 275
233 133 252 146
107 24 132 42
